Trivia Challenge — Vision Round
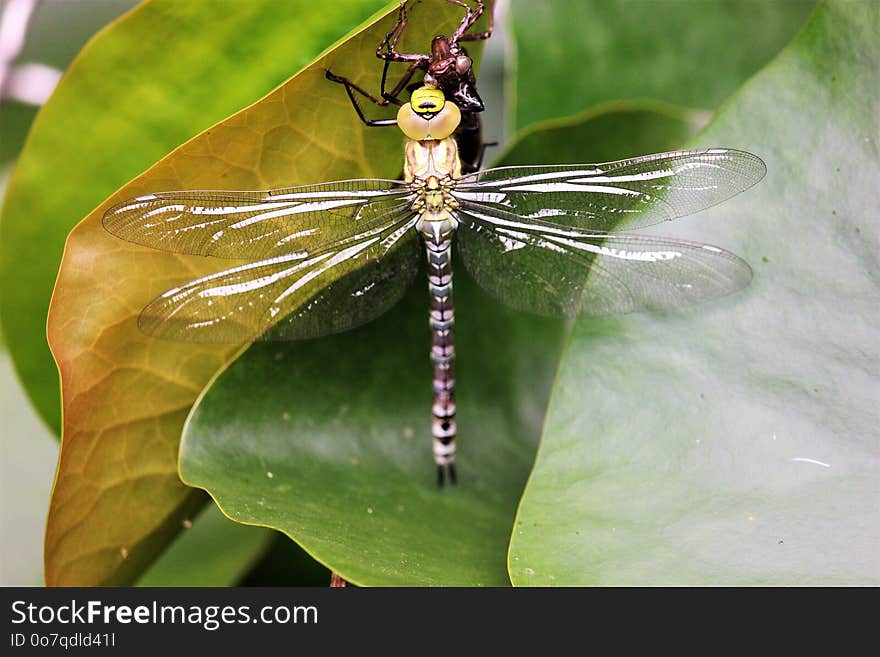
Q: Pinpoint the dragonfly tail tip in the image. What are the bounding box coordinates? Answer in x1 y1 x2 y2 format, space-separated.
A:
435 463 457 488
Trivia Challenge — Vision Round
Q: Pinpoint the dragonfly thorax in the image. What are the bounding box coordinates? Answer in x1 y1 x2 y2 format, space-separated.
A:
406 137 461 242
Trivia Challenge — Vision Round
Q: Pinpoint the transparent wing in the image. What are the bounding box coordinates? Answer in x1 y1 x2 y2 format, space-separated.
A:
456 207 752 317
104 179 414 259
453 148 765 232
140 216 421 342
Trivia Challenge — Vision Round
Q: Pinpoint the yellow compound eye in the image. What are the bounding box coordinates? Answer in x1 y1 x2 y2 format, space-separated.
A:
410 86 446 115
427 102 461 139
397 101 461 140
397 103 427 140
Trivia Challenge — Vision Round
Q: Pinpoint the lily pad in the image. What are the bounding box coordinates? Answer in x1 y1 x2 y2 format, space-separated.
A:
508 0 880 585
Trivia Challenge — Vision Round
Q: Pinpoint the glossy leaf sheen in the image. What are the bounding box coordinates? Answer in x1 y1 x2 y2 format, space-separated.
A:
511 0 816 129
509 0 880 585
37 0 427 586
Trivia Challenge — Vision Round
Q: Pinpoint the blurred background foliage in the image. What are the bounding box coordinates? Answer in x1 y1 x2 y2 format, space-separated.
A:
0 0 138 587
6 0 875 587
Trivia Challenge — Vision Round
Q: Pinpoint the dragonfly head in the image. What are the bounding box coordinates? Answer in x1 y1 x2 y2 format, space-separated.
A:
425 36 484 113
397 85 461 141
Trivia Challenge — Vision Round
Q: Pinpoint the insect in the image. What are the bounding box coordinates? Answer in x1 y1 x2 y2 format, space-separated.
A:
103 80 765 486
325 0 493 172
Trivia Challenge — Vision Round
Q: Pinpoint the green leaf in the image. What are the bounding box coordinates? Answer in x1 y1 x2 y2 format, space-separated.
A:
0 103 38 170
137 503 273 587
181 278 565 586
511 0 816 130
496 99 707 165
34 0 443 586
509 0 880 585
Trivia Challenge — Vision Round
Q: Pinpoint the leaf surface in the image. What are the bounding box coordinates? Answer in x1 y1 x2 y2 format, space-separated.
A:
511 0 816 129
34 0 478 585
509 0 880 585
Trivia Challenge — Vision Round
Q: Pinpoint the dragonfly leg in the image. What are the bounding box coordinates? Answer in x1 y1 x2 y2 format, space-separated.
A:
373 3 430 105
380 58 424 105
324 70 399 127
450 0 493 43
376 2 431 65
325 48 426 127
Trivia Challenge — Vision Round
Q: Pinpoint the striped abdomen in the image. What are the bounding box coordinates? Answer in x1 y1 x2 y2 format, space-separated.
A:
424 236 457 485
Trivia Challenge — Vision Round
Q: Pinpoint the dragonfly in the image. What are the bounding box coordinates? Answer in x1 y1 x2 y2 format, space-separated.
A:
326 0 493 172
103 84 765 486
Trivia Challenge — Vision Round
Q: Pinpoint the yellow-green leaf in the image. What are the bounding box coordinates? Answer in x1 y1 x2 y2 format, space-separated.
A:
39 0 481 586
